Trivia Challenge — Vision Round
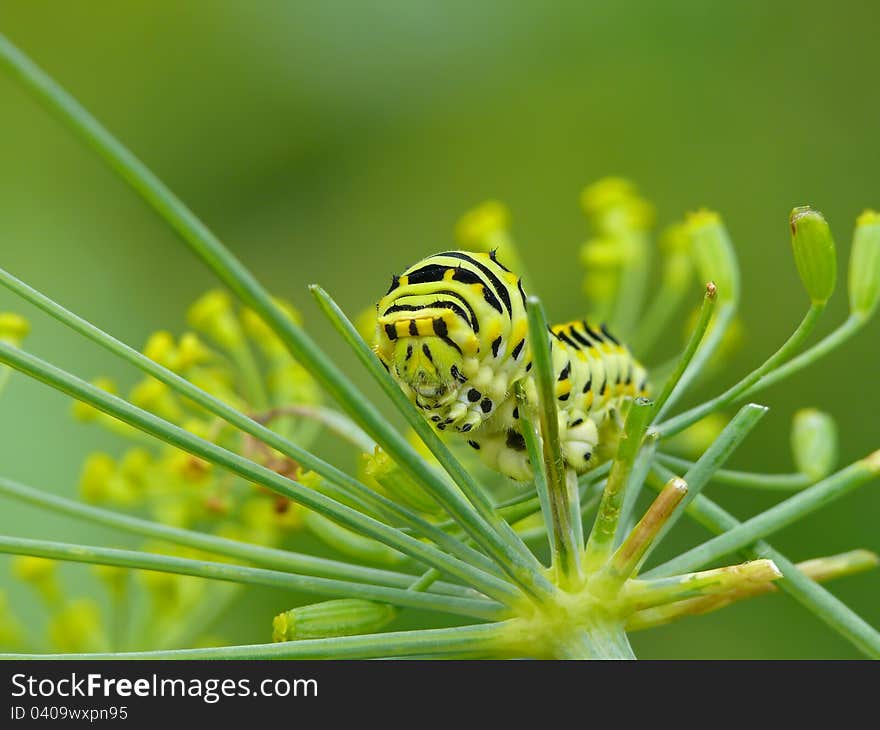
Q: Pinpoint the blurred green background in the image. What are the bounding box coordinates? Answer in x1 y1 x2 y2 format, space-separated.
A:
1 1 878 658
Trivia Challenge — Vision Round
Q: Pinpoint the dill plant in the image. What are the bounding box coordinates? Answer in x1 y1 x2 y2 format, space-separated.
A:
0 33 878 659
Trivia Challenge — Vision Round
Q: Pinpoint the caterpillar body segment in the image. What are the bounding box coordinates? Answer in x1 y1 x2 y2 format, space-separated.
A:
375 250 647 481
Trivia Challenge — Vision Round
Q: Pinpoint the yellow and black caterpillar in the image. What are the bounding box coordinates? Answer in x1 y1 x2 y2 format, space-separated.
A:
375 251 648 481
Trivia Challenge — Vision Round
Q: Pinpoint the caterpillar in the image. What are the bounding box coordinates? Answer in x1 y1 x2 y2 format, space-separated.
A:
375 250 648 481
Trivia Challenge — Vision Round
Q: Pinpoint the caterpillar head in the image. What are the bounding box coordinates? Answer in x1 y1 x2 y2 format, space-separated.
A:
374 250 529 432
376 313 466 408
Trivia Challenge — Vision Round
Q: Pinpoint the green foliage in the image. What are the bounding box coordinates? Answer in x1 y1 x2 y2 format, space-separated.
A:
0 32 878 659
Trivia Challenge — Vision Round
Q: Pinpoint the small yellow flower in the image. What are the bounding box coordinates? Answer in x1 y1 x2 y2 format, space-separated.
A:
130 378 184 423
188 289 243 349
0 312 29 346
143 330 180 371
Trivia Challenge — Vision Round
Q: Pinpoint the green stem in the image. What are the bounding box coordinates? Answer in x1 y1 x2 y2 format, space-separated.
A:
647 465 880 658
0 268 491 575
656 453 810 491
646 454 880 577
524 297 582 581
622 559 781 611
656 302 825 437
0 475 470 597
598 476 688 591
654 301 736 418
637 403 767 571
615 431 658 548
0 623 509 660
651 282 717 421
0 535 506 620
515 384 557 565
583 398 653 570
743 314 866 397
0 342 519 605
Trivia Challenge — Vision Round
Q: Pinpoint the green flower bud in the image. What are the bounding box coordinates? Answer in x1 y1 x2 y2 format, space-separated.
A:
362 448 439 515
848 210 880 317
272 599 396 642
791 408 838 481
659 222 694 291
790 206 837 304
684 210 740 305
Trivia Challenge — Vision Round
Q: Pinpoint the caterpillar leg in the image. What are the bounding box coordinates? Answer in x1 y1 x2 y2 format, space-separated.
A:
465 428 532 481
560 412 599 473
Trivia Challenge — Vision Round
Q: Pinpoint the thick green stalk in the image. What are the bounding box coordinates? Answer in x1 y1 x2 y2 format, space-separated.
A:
311 285 554 600
646 453 880 577
583 398 653 570
0 267 493 574
0 475 470 597
0 35 542 599
0 623 509 660
597 476 688 592
656 303 825 437
648 465 880 658
615 431 658 547
622 559 781 611
0 341 519 605
524 297 582 581
0 536 506 620
629 550 879 631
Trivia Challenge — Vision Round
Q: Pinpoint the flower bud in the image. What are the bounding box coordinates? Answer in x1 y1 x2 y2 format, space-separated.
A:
790 206 837 304
684 210 740 305
272 599 396 642
0 312 29 346
848 210 880 317
580 178 654 235
361 448 439 515
130 378 184 423
241 299 301 360
188 290 243 349
791 408 838 481
143 330 180 371
12 556 60 604
659 222 694 291
79 452 139 506
176 332 214 370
